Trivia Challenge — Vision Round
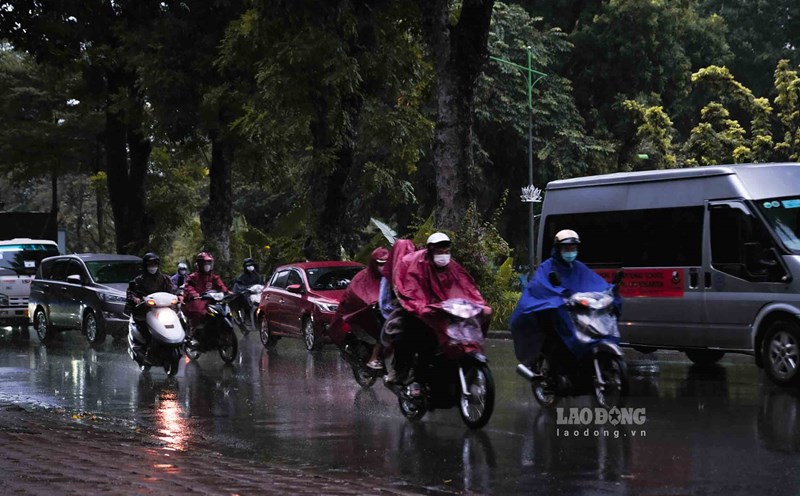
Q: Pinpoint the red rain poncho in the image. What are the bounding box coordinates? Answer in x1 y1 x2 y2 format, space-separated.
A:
328 247 389 345
393 248 491 336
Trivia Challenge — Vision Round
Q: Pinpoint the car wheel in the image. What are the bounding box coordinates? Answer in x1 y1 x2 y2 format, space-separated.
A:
84 310 106 346
259 314 278 348
303 317 321 351
763 319 800 387
34 308 53 343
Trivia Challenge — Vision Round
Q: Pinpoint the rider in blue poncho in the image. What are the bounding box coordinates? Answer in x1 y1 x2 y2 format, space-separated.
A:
510 229 619 367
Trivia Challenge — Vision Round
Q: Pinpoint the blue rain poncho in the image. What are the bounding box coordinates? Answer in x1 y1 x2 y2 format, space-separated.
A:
510 246 617 363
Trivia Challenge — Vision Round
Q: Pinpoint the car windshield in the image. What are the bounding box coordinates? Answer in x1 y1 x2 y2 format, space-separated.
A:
0 244 60 276
756 197 800 253
85 261 142 284
304 266 363 291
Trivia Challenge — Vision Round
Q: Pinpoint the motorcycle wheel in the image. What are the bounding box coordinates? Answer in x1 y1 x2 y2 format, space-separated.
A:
219 331 238 363
352 365 378 388
165 355 180 376
593 354 628 408
531 356 560 408
398 395 426 422
458 363 495 429
183 340 202 361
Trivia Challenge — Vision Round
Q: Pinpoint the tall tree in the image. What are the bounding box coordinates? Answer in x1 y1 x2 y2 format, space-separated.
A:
0 1 161 254
700 0 800 98
416 0 496 230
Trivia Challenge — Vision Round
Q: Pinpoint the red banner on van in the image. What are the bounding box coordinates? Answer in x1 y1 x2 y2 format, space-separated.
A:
595 268 685 298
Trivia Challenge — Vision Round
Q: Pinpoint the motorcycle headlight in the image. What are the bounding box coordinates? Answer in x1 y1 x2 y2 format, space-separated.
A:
100 292 127 304
314 301 338 313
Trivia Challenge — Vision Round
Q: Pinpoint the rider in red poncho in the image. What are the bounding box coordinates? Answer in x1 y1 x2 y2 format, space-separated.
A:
182 252 229 333
386 233 491 390
328 246 389 368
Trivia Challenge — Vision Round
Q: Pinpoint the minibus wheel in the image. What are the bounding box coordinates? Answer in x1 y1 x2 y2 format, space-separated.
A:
685 350 725 366
763 320 800 387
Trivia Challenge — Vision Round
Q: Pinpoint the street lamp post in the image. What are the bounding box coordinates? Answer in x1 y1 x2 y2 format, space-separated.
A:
490 47 546 275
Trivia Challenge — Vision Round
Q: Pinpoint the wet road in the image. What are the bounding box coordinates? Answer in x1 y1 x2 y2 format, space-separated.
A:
1 326 799 495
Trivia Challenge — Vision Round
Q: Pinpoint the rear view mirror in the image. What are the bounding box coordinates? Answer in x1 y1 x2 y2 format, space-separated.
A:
613 270 625 285
66 274 82 285
286 284 304 294
548 271 561 287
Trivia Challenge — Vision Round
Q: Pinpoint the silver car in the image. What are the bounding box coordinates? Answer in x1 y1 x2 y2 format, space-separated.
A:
28 254 141 345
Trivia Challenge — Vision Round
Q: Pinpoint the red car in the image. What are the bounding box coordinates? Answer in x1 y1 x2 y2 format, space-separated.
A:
257 261 365 350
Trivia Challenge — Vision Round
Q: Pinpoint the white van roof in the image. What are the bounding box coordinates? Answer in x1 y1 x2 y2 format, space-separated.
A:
547 163 800 192
0 238 58 246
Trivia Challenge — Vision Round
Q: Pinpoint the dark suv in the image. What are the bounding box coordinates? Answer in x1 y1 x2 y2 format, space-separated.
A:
28 254 142 345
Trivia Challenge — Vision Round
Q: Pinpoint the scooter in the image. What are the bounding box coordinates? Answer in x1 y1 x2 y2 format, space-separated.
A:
231 284 263 334
338 305 385 388
127 292 186 376
386 298 495 429
183 291 239 364
516 272 628 408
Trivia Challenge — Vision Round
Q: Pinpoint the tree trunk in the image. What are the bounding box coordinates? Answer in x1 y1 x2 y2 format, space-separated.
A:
104 69 151 255
93 141 106 250
200 129 234 273
417 0 495 230
50 170 58 220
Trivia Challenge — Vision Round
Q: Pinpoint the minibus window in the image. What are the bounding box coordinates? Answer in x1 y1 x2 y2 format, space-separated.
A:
543 207 703 268
710 203 786 282
756 197 800 253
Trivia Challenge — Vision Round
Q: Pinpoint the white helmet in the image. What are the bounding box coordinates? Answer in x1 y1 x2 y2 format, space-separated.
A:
554 229 580 245
426 232 451 246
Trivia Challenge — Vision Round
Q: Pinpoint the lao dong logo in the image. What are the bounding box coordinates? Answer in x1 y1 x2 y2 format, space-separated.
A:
556 407 646 426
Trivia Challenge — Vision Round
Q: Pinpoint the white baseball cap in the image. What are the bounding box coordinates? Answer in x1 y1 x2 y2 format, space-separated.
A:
426 232 451 245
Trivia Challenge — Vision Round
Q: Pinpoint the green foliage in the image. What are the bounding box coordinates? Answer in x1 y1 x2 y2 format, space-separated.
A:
622 100 677 170
774 60 800 161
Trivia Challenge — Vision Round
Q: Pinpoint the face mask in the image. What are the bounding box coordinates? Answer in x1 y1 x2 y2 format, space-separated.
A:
246 265 255 272
433 254 451 267
179 269 187 275
561 251 578 263
147 266 158 275
203 264 212 272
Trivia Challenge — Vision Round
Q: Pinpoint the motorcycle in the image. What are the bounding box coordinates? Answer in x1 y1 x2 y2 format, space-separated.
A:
385 298 495 429
337 305 385 389
516 271 628 408
231 284 264 334
127 292 186 376
182 291 239 364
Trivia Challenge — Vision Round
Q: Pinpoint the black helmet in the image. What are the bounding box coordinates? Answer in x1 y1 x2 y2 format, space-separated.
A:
243 257 255 269
142 252 160 266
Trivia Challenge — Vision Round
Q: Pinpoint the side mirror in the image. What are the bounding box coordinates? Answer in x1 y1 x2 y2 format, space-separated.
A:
613 270 625 285
66 274 82 285
286 284 305 294
548 271 561 287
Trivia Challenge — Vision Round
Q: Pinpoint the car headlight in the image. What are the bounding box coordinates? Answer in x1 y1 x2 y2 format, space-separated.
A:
100 292 127 304
314 301 338 313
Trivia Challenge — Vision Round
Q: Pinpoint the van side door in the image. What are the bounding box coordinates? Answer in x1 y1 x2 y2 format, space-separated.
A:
704 200 790 350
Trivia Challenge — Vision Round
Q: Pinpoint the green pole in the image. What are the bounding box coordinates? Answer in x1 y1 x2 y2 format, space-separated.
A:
489 49 546 274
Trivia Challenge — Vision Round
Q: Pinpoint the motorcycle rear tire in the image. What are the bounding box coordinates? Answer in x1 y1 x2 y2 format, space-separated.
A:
458 363 495 429
352 365 378 388
398 395 426 422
